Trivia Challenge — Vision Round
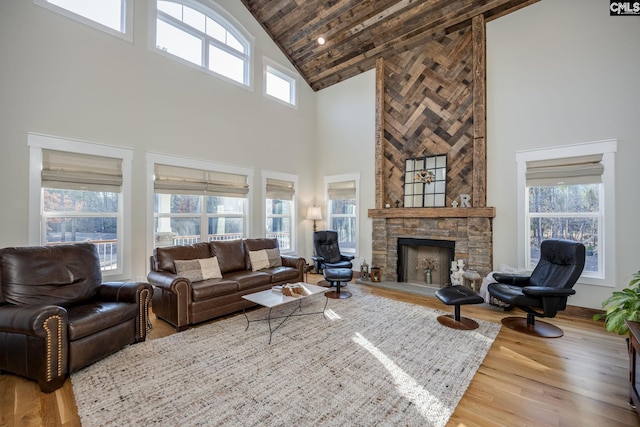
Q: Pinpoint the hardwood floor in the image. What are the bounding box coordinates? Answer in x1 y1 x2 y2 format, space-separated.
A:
1 275 638 427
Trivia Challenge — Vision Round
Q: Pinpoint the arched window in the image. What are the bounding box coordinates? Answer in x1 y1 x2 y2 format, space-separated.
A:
155 0 252 86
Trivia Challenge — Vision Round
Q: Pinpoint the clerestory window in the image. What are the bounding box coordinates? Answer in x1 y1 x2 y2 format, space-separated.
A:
34 0 133 41
154 0 252 86
264 58 297 107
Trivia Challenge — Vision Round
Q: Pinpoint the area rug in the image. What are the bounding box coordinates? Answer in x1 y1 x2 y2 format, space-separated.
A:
71 293 500 426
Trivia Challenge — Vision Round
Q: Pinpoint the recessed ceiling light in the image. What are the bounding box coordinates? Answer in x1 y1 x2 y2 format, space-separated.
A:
317 37 326 45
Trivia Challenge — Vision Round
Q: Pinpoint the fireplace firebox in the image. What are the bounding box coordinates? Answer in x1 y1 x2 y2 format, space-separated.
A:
397 238 455 287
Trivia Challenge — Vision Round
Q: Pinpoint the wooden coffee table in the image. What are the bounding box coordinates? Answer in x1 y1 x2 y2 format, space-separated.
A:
242 283 328 343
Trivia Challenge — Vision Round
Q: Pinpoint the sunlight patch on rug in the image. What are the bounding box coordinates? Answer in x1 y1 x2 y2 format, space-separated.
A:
71 294 500 426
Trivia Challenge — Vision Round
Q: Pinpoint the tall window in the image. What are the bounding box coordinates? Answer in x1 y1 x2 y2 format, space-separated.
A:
34 0 133 41
325 175 359 256
264 59 297 107
516 140 616 286
152 161 251 247
155 0 252 85
28 134 133 278
264 173 297 252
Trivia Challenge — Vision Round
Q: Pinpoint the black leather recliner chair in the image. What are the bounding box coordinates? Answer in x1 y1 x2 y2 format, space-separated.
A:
488 239 585 338
0 243 153 392
311 230 355 273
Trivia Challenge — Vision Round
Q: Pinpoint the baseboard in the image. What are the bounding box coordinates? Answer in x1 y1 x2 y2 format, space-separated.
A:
564 305 604 321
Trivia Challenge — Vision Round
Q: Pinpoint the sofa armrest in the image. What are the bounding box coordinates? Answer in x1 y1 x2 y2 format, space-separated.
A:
281 255 305 269
0 304 67 337
98 281 152 303
0 304 68 392
146 270 192 332
147 271 191 293
98 282 154 341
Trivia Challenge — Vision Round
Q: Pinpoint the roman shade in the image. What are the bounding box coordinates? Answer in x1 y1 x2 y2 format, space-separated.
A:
266 178 294 200
526 154 603 187
42 149 123 192
327 180 356 200
154 164 249 197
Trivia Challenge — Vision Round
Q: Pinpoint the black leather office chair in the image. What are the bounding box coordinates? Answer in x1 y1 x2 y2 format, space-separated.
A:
311 230 355 273
487 239 585 338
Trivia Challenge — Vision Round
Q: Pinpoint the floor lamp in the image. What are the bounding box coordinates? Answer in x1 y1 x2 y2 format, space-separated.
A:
306 206 323 232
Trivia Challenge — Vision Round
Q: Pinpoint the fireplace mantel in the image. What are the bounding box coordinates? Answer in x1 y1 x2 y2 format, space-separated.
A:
368 207 495 219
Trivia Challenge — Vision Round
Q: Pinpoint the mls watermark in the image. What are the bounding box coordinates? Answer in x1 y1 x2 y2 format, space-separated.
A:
610 1 640 15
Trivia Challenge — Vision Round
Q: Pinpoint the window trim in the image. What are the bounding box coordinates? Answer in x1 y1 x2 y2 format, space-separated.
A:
34 0 134 43
262 170 298 254
28 132 133 280
263 57 298 108
324 173 360 257
516 140 617 287
146 152 253 257
149 0 255 89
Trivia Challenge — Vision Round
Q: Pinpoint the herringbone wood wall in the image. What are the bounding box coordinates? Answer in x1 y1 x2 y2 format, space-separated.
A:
382 28 475 208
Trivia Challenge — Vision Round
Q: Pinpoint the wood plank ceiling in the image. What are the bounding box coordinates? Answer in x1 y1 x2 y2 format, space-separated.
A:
241 0 538 91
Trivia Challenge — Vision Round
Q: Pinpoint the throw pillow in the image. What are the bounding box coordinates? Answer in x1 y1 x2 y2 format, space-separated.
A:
174 257 222 282
249 248 282 271
265 248 282 268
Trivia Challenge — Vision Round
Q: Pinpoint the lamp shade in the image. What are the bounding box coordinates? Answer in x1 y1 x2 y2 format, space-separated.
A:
306 206 323 221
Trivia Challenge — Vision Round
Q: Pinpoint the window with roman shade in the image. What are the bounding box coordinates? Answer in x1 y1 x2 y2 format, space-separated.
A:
517 140 617 286
325 177 358 255
29 134 132 279
264 175 296 252
40 149 123 272
153 163 249 247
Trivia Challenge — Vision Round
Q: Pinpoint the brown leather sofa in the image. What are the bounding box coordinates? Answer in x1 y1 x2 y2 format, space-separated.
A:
148 238 305 331
0 243 153 392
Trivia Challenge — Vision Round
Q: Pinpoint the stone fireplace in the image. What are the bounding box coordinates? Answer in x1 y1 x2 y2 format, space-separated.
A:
368 208 495 284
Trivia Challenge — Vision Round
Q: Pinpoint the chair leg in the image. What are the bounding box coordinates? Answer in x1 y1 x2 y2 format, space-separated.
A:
454 305 461 322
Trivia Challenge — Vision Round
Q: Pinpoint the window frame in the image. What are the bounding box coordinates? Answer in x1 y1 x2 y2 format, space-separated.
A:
324 173 360 257
516 140 617 287
146 152 253 256
262 171 298 254
28 133 133 280
150 0 254 88
34 0 134 42
263 57 298 108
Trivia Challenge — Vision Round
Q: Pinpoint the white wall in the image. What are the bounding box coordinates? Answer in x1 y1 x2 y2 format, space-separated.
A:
0 0 316 280
315 70 376 269
487 0 640 308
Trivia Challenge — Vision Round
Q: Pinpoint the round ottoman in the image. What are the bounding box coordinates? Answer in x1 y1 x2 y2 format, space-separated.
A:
435 285 484 330
323 268 353 299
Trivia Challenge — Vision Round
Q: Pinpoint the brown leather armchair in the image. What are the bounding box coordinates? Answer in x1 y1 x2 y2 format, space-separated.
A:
0 243 152 392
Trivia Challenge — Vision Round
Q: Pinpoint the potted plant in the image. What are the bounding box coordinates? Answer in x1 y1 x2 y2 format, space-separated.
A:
594 270 640 335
